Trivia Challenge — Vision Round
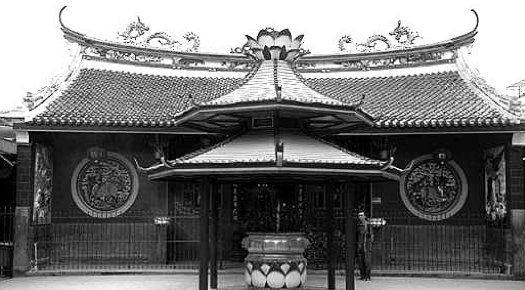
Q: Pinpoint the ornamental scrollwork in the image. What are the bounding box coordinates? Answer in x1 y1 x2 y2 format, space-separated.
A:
71 149 139 218
338 20 420 53
221 60 256 70
326 50 455 72
400 154 468 221
117 17 200 52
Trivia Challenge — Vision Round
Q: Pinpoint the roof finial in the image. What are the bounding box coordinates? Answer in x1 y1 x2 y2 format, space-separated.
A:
234 28 309 62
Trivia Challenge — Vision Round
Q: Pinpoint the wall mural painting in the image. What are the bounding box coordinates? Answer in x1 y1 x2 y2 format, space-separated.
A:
484 146 507 224
33 144 53 224
400 154 468 221
71 148 139 218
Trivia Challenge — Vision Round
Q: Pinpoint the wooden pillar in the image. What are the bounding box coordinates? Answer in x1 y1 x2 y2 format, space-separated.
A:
344 181 356 290
326 181 336 290
199 177 210 290
210 181 219 290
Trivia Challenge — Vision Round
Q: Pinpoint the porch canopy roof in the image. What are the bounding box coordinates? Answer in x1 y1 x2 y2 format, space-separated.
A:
139 129 402 181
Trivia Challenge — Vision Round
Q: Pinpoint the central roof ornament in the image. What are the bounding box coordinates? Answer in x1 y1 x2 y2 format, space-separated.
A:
232 28 309 62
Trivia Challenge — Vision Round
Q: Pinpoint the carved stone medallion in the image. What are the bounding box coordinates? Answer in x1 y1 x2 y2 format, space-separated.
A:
71 151 139 218
400 154 468 221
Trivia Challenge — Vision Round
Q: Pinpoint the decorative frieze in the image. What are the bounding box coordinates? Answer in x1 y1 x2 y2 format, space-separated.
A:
296 49 457 73
83 46 254 72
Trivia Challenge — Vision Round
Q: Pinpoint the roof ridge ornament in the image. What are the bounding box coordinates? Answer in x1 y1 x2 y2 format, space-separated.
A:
337 9 479 54
338 20 421 53
232 28 310 62
116 17 200 52
59 6 200 53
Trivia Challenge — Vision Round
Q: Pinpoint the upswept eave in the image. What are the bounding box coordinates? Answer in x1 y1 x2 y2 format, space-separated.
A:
297 10 478 68
59 6 479 73
135 129 404 180
22 8 520 131
59 6 249 61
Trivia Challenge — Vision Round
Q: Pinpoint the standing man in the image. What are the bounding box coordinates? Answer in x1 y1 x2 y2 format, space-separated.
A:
357 210 372 281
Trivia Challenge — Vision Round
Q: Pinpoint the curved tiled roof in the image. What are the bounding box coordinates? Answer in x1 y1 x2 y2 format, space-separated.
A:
172 130 383 165
30 68 244 127
21 9 520 131
205 60 346 107
305 71 518 128
25 65 520 130
141 129 401 180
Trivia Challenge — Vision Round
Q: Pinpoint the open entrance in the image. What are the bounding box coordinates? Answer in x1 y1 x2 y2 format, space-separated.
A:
192 181 371 269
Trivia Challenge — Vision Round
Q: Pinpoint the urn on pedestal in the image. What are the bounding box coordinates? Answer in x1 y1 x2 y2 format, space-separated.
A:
242 232 310 289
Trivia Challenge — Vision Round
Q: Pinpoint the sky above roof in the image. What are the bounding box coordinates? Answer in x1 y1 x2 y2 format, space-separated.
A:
1 0 524 111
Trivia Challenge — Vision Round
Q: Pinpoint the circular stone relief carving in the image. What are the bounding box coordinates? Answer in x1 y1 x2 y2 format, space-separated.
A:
400 154 468 221
71 151 139 218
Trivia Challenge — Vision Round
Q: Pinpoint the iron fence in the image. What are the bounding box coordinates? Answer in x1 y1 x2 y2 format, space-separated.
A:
303 210 511 275
370 215 510 274
33 211 200 271
30 209 512 275
0 206 14 277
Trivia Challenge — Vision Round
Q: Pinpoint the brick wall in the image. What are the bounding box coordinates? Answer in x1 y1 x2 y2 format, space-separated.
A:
15 144 32 207
508 146 525 210
508 146 525 278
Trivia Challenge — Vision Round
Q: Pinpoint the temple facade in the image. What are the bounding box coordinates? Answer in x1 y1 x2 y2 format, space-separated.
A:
9 6 525 286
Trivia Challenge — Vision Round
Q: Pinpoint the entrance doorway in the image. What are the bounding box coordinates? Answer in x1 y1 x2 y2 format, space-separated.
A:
235 183 300 233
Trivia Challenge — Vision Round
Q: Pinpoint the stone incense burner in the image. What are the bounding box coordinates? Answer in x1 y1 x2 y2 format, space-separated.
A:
242 232 310 289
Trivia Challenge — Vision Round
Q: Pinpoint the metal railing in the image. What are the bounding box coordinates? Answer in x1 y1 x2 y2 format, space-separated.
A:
370 220 510 274
33 211 200 271
303 210 511 275
30 209 511 275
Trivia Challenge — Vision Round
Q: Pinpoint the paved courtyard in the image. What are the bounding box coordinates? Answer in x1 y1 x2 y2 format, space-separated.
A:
1 274 524 290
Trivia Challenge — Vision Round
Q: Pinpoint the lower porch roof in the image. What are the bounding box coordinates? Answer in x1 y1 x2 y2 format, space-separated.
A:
137 129 402 181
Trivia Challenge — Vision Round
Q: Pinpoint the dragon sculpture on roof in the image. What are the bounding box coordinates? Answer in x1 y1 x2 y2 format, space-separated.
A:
117 16 200 52
338 20 421 53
